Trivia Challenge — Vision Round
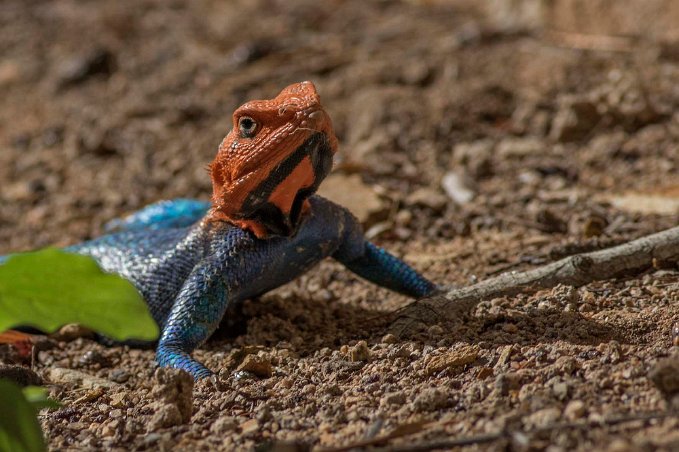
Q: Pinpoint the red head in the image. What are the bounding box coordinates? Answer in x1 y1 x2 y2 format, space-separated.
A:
209 81 339 238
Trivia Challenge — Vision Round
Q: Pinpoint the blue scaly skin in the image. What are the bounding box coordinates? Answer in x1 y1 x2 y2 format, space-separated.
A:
65 196 436 379
2 82 437 379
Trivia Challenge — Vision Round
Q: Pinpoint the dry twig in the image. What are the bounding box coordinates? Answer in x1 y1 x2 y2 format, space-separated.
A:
391 225 679 336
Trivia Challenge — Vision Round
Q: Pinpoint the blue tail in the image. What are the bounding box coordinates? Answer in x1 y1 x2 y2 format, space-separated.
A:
104 199 210 233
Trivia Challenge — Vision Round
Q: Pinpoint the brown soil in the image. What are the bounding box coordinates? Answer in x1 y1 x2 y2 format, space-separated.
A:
1 1 678 450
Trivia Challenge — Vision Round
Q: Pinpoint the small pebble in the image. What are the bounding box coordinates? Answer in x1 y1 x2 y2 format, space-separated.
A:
210 417 238 434
564 400 587 420
52 324 95 342
78 350 111 368
236 354 273 378
148 404 182 430
240 419 259 435
348 341 370 362
109 393 127 408
381 391 406 406
381 334 398 344
109 369 130 383
649 358 679 401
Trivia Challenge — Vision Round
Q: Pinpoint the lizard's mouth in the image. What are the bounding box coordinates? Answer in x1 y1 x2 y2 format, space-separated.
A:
239 132 334 236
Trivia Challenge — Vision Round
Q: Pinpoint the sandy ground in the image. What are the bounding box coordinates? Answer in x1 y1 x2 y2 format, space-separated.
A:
0 0 678 450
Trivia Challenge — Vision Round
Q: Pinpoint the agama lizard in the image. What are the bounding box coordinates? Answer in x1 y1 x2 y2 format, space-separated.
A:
3 82 436 379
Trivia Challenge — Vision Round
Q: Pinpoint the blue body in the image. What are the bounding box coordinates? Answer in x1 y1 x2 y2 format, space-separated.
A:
6 196 436 379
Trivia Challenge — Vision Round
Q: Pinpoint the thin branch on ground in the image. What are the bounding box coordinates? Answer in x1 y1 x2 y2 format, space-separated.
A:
391 225 679 335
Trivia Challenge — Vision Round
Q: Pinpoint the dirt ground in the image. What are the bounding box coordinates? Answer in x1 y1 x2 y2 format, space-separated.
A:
1 0 679 450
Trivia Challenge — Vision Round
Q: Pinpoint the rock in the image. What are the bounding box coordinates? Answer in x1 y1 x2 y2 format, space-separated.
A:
381 334 398 344
151 368 193 423
240 418 259 435
317 174 388 226
78 350 112 368
148 403 183 430
552 381 570 401
109 369 131 383
427 324 444 337
425 346 478 375
496 137 544 157
399 61 432 86
451 139 495 180
535 207 568 233
210 416 238 434
233 370 256 382
550 285 579 304
142 432 162 445
46 368 120 390
4 180 35 202
511 102 551 136
607 439 638 452
0 60 21 88
649 357 679 406
476 367 494 380
381 391 406 406
441 171 475 205
468 155 494 179
452 140 494 165
495 345 515 370
348 341 370 363
494 372 522 396
552 356 577 376
564 400 587 420
109 393 127 408
550 96 600 142
256 403 272 422
78 125 121 156
581 214 609 238
101 420 118 437
605 341 623 364
602 193 679 216
51 324 95 342
412 388 451 412
56 47 116 89
524 407 561 428
406 187 448 211
0 365 42 387
227 39 275 69
236 354 273 378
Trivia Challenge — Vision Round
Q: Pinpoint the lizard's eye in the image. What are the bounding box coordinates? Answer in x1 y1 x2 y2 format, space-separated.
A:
238 116 258 138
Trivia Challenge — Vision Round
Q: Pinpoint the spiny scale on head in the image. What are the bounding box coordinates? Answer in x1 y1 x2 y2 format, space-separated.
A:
207 81 339 238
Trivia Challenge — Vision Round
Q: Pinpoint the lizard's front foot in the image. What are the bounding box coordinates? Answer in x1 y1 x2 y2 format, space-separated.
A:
156 343 213 380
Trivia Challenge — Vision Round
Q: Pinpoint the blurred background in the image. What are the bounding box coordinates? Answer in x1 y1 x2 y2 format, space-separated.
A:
0 0 677 258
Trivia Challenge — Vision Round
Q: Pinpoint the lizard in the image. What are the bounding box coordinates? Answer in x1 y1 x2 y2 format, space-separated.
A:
2 81 437 380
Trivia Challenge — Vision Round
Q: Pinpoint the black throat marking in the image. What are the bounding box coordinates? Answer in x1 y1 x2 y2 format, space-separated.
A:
240 132 334 237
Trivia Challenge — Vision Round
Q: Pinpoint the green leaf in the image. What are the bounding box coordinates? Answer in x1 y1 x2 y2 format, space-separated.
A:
0 248 159 341
0 379 45 452
22 387 60 411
